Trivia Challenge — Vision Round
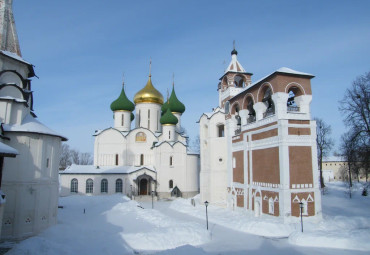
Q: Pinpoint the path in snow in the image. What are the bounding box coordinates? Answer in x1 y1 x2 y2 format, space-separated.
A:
138 198 366 255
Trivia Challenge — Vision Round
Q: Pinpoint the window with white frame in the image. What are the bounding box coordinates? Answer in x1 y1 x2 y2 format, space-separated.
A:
71 178 78 193
101 179 108 193
86 179 93 194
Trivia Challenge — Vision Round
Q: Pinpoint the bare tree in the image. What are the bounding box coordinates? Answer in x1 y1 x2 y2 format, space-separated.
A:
80 152 93 165
339 71 370 140
315 118 334 189
190 135 200 154
70 149 80 165
340 131 358 198
59 143 72 170
339 71 370 183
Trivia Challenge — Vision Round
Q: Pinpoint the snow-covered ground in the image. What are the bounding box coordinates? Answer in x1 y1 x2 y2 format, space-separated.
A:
3 182 370 254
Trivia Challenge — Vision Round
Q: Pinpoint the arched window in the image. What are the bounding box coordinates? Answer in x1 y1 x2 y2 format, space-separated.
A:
287 86 302 112
224 101 230 114
136 132 146 142
101 179 108 193
71 178 78 193
231 103 240 115
140 154 144 165
245 97 256 124
86 179 93 194
262 87 274 118
170 156 173 166
121 114 124 126
217 124 225 137
169 180 173 189
234 75 245 88
115 154 119 166
116 179 123 193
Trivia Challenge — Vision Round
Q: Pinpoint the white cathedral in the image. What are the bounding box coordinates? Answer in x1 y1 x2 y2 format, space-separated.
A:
59 72 200 199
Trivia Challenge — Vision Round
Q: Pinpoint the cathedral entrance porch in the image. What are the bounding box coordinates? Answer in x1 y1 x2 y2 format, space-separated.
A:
135 174 156 196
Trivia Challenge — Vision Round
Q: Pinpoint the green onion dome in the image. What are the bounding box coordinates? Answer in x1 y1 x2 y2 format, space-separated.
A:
161 86 185 114
131 112 135 121
161 99 169 114
168 86 185 113
110 86 135 112
160 108 178 125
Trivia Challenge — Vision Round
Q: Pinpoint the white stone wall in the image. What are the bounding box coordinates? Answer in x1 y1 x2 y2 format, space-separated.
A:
2 133 61 240
199 111 228 206
59 174 133 197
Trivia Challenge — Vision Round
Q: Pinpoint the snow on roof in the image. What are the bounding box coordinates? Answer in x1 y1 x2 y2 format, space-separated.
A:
0 50 31 65
199 107 225 121
0 96 27 103
60 164 156 174
276 67 314 77
323 156 346 162
0 141 18 156
3 114 67 141
154 141 186 148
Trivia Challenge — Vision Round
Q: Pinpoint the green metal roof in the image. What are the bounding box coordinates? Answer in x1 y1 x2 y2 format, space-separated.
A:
160 108 178 125
110 86 135 112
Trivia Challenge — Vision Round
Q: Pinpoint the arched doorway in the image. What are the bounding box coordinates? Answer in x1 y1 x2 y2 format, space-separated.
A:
139 179 148 195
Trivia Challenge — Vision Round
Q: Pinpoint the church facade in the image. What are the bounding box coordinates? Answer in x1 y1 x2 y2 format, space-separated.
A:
60 73 199 199
0 0 67 240
200 47 322 221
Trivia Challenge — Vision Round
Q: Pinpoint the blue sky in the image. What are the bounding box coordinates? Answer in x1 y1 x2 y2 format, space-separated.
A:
13 0 370 153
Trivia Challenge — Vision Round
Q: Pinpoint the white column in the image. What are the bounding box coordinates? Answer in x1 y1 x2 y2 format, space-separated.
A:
272 92 289 119
294 95 312 116
253 102 267 121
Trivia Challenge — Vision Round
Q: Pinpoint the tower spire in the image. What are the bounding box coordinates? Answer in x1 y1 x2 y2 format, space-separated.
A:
172 73 175 87
122 72 125 87
0 0 22 56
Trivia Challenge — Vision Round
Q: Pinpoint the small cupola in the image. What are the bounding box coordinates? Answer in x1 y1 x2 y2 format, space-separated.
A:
162 82 185 114
160 108 178 125
110 82 135 112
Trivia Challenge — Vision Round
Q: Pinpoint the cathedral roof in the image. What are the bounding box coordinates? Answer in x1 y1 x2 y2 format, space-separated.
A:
160 108 178 125
110 83 135 112
134 76 164 105
225 45 246 74
61 164 156 174
3 114 67 141
162 84 185 114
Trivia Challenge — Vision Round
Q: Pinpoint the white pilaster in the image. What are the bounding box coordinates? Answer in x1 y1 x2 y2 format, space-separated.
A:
253 102 267 121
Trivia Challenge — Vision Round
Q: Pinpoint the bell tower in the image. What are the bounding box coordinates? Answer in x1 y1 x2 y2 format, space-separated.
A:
218 42 252 108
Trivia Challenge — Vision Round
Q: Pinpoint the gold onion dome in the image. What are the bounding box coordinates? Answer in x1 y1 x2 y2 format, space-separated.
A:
133 76 164 104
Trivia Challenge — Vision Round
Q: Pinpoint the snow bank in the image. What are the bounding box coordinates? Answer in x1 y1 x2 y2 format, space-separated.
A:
289 229 370 251
170 198 295 238
105 199 210 251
